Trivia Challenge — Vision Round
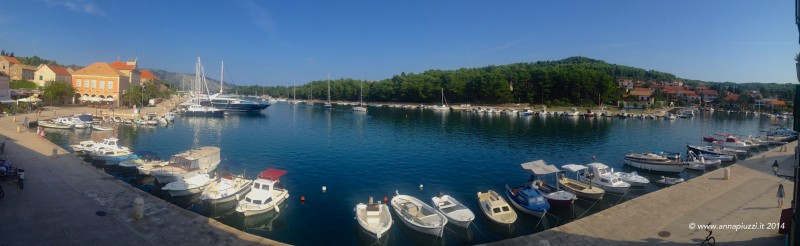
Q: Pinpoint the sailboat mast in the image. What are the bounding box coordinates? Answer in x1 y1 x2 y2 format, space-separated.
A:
220 60 224 94
360 80 363 105
327 74 331 102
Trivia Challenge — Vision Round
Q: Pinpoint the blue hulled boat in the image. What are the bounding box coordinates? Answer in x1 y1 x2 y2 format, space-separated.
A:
505 185 550 218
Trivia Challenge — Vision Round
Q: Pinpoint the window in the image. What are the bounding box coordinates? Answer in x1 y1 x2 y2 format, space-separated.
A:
493 207 501 213
39 75 43 81
254 200 262 205
84 79 89 88
91 80 96 89
76 79 82 88
99 81 105 89
108 81 113 90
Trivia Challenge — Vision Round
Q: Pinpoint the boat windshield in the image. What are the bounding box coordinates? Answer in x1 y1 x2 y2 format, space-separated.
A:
492 207 501 213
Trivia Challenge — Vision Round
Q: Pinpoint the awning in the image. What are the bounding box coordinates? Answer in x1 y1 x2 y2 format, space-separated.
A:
520 160 561 175
103 97 115 102
88 97 101 102
79 95 90 101
258 168 287 180
561 164 588 173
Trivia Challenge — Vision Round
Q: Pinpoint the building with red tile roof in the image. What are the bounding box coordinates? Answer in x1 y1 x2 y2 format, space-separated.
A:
140 70 160 81
71 62 131 106
723 93 740 102
34 64 73 87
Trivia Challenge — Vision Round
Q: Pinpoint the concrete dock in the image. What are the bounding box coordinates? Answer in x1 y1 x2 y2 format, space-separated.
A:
487 142 797 245
0 104 287 245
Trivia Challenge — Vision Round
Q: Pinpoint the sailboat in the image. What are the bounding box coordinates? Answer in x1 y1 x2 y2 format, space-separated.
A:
432 88 448 111
200 61 269 112
324 74 333 109
181 58 225 117
353 80 367 112
306 86 314 106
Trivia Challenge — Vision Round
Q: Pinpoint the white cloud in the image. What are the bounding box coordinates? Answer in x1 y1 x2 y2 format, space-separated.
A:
44 0 106 17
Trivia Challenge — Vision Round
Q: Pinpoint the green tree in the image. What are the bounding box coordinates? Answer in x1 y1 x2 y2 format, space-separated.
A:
42 81 75 105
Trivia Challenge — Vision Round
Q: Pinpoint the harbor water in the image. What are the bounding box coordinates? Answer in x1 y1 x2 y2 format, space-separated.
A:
43 104 787 245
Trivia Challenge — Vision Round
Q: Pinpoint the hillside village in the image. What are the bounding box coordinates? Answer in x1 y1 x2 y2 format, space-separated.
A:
617 78 788 111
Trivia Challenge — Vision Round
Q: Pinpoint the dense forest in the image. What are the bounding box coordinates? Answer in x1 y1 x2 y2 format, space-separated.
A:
231 57 684 106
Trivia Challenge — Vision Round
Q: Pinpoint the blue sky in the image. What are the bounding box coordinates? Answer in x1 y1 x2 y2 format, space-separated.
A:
0 0 796 85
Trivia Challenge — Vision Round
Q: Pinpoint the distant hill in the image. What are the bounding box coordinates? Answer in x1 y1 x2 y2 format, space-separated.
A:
144 69 236 93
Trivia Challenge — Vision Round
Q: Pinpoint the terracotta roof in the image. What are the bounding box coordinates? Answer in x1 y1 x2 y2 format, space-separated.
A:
140 70 159 80
724 93 740 101
44 64 72 76
110 60 135 70
771 100 786 106
1 56 20 64
629 88 652 97
73 62 126 77
683 91 699 97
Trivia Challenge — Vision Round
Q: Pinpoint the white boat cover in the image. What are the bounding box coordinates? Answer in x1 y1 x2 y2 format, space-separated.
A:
561 164 588 173
520 160 560 175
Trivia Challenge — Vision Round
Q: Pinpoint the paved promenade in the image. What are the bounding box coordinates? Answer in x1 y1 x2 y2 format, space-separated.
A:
487 142 797 245
0 104 287 245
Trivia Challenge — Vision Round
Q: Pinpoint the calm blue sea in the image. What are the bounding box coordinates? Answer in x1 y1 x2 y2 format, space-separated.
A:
44 104 788 245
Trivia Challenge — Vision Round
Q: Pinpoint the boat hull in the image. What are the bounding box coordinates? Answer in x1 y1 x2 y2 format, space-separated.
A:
183 110 225 117
504 189 547 218
201 184 252 205
237 191 289 217
166 185 206 197
623 158 687 173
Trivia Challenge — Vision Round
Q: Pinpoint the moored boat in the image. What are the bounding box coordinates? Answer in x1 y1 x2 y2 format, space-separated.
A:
151 146 221 184
610 169 650 187
390 191 447 237
520 160 576 207
161 173 213 197
477 190 517 226
431 193 474 228
236 168 289 216
655 176 685 186
560 164 605 200
504 185 549 218
623 153 688 173
580 163 631 194
355 196 393 239
199 173 253 205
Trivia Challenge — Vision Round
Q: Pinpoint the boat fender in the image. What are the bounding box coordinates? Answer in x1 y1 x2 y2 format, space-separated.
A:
322 186 327 193
384 196 388 203
301 196 305 202
419 184 423 190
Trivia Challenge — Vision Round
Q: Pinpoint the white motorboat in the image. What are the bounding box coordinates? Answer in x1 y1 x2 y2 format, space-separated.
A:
85 137 122 154
390 191 447 237
477 190 517 225
579 163 631 194
70 140 97 153
560 164 605 200
118 153 170 175
199 173 253 205
687 144 744 158
655 176 685 186
145 113 159 125
38 121 73 129
431 193 474 228
623 153 688 173
151 146 221 184
355 197 393 239
561 107 580 116
52 117 76 126
162 173 213 197
73 121 88 129
89 147 136 164
164 112 176 121
686 152 721 171
91 124 113 131
711 135 756 150
610 169 650 187
236 168 289 216
520 160 577 207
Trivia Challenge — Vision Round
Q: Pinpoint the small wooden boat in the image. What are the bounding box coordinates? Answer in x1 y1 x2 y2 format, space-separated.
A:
199 173 253 205
431 193 474 228
355 197 393 239
623 153 688 173
560 164 605 200
655 176 684 186
390 191 447 237
477 190 517 225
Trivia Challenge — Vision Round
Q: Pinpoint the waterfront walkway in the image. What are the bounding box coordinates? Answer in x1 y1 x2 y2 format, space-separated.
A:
0 104 287 245
487 142 797 245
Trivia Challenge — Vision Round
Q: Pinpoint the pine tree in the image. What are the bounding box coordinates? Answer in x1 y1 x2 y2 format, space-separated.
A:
0 50 5 56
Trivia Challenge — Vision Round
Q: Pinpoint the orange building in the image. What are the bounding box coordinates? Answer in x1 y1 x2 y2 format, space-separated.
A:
71 62 131 106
